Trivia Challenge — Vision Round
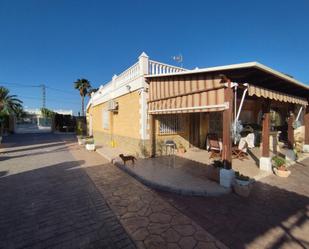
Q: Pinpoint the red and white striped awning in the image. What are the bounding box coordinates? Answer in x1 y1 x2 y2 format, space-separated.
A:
148 75 227 114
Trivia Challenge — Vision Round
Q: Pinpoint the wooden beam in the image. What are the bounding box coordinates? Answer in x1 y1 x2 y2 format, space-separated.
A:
304 105 309 144
222 79 233 169
261 100 271 157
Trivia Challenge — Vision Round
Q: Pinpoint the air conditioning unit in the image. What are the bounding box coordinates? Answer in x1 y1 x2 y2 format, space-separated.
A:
107 100 118 111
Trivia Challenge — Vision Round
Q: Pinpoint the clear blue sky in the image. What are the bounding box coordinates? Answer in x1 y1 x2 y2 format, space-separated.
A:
0 0 308 114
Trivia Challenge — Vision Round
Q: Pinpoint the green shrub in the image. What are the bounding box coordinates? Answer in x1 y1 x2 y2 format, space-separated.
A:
213 160 224 168
272 156 286 168
235 171 250 181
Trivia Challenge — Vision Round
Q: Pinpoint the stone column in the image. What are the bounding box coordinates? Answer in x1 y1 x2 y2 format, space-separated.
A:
260 100 272 171
139 52 149 76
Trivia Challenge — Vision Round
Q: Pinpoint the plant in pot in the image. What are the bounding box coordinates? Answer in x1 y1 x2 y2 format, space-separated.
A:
235 171 251 185
177 143 186 154
233 171 253 197
77 135 85 145
85 138 95 151
272 156 291 177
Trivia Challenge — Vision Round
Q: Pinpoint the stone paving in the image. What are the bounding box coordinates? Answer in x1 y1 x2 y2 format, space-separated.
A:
0 133 135 249
158 158 309 249
3 133 307 249
70 142 228 249
0 133 228 249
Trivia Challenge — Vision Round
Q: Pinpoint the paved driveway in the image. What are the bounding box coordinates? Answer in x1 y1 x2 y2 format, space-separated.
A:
0 133 226 249
1 133 308 249
0 133 135 249
159 157 309 249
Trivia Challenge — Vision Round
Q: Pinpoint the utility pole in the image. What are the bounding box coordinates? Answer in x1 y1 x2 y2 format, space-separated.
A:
40 84 46 108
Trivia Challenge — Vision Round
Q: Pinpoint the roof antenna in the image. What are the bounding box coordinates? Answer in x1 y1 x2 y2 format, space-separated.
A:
172 54 183 68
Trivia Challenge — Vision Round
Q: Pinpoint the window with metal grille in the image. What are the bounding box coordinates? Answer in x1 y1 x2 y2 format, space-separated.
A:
158 115 182 134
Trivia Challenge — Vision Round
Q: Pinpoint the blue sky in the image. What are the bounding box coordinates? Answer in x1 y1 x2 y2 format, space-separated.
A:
0 0 308 114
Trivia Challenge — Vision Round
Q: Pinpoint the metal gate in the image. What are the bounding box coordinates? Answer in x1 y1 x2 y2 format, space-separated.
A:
15 114 52 133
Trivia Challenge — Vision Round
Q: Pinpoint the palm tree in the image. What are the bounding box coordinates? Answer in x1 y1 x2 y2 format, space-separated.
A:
0 86 23 135
87 88 99 97
74 78 91 116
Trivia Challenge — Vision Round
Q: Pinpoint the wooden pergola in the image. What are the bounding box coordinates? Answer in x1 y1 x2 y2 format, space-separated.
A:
146 62 309 169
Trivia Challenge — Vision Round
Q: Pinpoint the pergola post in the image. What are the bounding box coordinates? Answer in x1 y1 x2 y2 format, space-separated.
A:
303 105 309 152
219 77 235 189
222 79 233 169
259 99 272 171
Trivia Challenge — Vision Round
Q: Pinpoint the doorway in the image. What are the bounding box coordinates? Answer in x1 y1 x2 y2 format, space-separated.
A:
189 113 200 148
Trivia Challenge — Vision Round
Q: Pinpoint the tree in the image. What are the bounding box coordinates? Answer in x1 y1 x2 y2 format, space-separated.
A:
87 88 99 97
74 78 91 117
40 107 55 118
0 87 23 135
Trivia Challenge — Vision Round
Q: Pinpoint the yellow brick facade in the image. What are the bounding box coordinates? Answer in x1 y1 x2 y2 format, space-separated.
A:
88 90 148 156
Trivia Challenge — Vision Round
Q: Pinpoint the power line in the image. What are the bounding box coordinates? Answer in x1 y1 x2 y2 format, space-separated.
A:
45 86 77 96
1 81 77 96
19 96 80 105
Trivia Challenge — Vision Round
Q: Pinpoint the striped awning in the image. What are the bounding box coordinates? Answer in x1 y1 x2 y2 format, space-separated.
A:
248 85 308 106
148 75 228 114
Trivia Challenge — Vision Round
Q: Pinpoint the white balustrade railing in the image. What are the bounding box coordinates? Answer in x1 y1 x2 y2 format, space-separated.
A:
91 55 187 105
149 60 186 75
115 62 140 87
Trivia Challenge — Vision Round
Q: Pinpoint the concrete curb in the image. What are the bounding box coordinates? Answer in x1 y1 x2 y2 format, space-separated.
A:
94 147 230 197
112 159 230 197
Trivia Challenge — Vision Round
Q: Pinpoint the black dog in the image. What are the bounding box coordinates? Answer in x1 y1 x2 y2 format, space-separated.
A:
119 154 136 165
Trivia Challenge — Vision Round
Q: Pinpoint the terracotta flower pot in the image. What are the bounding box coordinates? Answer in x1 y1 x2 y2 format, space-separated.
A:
274 168 291 177
177 148 186 154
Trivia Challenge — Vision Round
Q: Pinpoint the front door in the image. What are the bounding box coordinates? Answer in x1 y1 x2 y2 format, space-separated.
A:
189 113 200 148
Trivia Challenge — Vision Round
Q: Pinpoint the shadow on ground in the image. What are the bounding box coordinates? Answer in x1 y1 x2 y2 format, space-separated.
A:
156 160 309 249
0 154 135 248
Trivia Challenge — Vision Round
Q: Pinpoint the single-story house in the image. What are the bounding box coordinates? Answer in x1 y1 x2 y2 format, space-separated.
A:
86 53 185 156
87 52 309 171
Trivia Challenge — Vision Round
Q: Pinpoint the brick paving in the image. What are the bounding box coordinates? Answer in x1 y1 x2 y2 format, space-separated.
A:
0 133 228 249
158 158 309 249
0 133 135 249
70 141 228 249
3 133 307 249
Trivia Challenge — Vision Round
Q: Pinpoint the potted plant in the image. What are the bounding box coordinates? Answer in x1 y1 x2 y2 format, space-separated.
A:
272 156 291 177
85 138 95 151
233 171 253 197
235 171 250 186
177 143 186 154
77 135 86 145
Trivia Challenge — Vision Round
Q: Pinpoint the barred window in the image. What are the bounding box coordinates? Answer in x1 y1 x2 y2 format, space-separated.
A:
158 115 182 134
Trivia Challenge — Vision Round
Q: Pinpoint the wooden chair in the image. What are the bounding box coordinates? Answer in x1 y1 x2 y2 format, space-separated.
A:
232 140 249 161
232 148 249 160
206 134 222 159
